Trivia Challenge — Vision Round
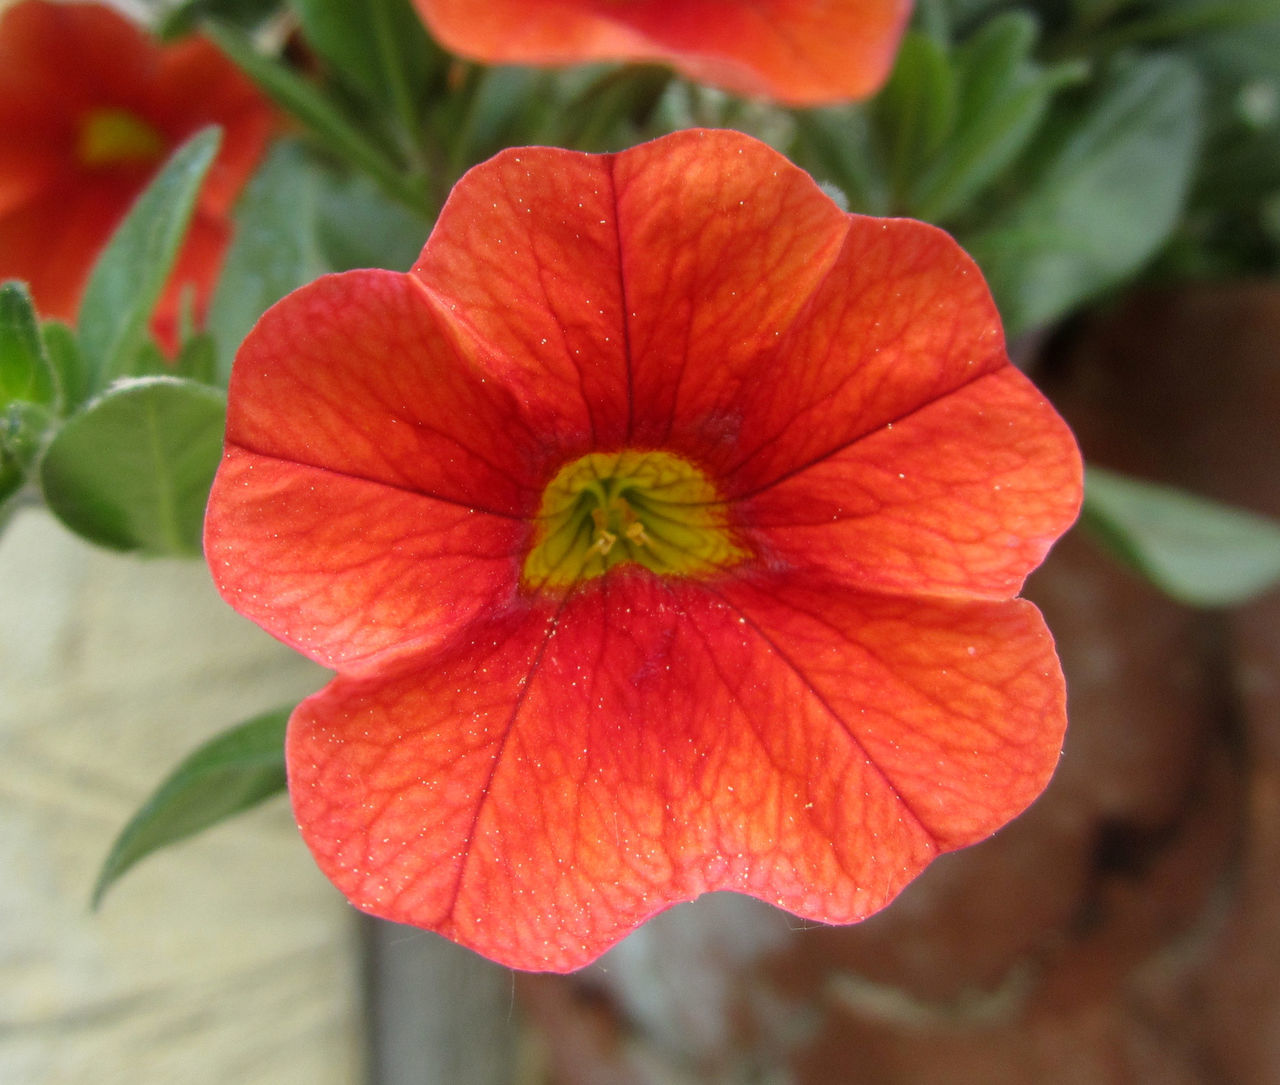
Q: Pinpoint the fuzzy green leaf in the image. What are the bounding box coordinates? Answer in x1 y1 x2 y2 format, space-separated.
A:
92 707 290 907
0 281 57 410
40 377 225 555
42 322 89 414
913 13 1080 221
876 31 958 204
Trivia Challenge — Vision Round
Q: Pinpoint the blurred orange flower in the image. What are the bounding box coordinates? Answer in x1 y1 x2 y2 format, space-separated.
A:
0 0 274 352
413 0 913 105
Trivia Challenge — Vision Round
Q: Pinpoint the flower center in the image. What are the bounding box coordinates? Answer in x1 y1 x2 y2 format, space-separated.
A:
522 450 748 589
77 107 165 167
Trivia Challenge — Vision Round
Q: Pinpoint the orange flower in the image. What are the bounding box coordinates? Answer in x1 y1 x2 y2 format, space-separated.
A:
206 129 1081 972
0 0 274 352
413 0 913 105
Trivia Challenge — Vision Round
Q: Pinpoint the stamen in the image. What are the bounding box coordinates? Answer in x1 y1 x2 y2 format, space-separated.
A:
523 449 748 589
619 501 649 547
590 507 617 555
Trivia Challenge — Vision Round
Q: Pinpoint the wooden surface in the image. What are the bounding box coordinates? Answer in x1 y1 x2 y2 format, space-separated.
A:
0 509 363 1085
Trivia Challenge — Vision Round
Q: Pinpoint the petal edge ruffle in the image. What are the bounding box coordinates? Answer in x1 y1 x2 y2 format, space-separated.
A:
288 572 1064 971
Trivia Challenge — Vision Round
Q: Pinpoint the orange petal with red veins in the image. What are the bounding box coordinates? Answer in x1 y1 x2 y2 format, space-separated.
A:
412 130 854 450
604 129 852 448
206 270 550 672
740 365 1082 600
206 447 527 673
413 0 913 105
288 571 1063 972
221 270 550 507
411 145 633 449
709 215 1013 493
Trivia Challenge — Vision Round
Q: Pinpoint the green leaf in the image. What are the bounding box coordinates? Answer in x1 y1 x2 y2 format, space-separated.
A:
0 285 58 513
125 339 175 382
42 321 89 414
967 54 1203 337
40 376 226 555
913 13 1083 221
445 66 554 166
92 706 291 908
950 0 1020 28
1071 0 1140 27
1082 466 1280 607
875 31 958 207
2 399 52 468
312 165 429 274
791 108 893 216
203 20 427 211
289 0 436 126
0 456 23 518
0 401 52 524
208 141 325 378
172 332 219 385
0 281 57 409
77 128 221 392
159 0 278 37
1088 0 1280 52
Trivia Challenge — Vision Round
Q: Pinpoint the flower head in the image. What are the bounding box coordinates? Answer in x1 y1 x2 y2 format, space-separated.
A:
0 0 274 352
205 128 1082 972
412 0 913 105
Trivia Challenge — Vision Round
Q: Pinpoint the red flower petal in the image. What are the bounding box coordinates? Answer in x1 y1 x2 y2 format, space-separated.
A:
288 572 1062 972
0 175 128 322
207 270 544 673
413 0 913 105
149 36 276 218
410 133 852 451
410 147 633 450
700 215 1013 491
206 447 525 674
0 135 61 219
0 0 157 117
591 131 855 449
738 366 1082 599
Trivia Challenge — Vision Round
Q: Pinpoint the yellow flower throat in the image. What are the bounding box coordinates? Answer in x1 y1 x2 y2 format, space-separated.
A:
522 450 747 589
77 108 165 167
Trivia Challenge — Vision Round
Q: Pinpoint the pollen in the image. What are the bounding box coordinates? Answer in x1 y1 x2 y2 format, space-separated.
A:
522 449 749 590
